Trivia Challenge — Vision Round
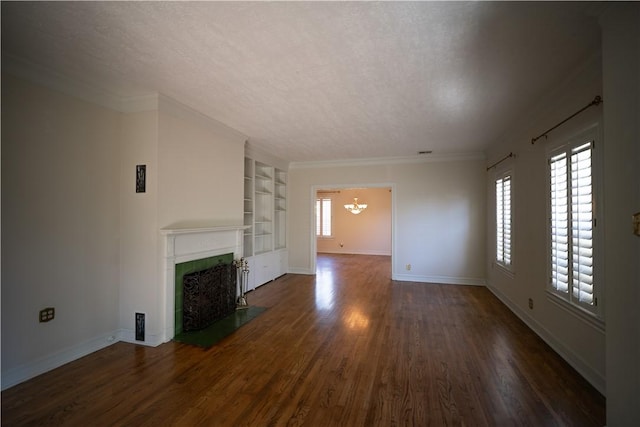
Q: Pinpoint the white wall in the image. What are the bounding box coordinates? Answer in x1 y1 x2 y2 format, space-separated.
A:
119 109 159 344
289 157 486 285
484 7 640 420
1 75 248 387
484 54 605 393
1 74 122 388
600 4 640 424
118 96 246 346
157 97 246 229
317 187 391 256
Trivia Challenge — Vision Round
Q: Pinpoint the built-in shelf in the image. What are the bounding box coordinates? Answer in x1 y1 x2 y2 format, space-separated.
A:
243 156 288 289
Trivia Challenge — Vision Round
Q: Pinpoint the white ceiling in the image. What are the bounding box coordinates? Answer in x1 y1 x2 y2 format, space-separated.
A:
1 1 602 162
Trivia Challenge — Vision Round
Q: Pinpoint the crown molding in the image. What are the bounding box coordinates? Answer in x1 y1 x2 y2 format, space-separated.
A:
158 94 247 143
245 142 289 171
120 94 159 113
2 53 131 111
2 53 246 143
3 53 158 114
289 152 485 169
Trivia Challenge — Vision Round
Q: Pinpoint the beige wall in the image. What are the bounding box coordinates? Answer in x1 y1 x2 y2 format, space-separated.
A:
289 157 486 285
1 75 247 388
157 97 245 229
118 96 246 345
484 53 605 392
601 4 640 424
119 110 160 343
2 74 122 386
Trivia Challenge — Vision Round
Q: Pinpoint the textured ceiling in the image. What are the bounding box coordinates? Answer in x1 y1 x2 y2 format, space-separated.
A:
1 2 601 162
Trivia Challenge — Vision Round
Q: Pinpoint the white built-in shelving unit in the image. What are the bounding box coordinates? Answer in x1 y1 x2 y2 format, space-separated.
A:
274 168 287 251
243 157 254 258
243 150 288 290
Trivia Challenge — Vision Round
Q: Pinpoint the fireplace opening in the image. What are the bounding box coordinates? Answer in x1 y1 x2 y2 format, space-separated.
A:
182 261 236 331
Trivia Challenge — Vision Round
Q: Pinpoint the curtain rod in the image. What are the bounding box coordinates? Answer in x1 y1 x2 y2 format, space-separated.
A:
486 152 514 171
531 96 602 144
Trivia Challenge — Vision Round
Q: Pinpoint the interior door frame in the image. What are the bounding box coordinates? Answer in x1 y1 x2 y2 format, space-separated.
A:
309 182 396 274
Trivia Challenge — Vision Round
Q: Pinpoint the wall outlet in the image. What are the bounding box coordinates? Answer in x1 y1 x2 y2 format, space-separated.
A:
39 307 55 322
406 264 411 271
528 298 534 310
135 312 145 341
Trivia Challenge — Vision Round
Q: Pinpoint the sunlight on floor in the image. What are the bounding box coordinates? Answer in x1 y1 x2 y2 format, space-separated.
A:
315 265 335 310
343 307 370 330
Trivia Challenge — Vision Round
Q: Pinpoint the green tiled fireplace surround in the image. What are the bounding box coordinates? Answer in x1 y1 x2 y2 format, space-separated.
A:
174 253 234 335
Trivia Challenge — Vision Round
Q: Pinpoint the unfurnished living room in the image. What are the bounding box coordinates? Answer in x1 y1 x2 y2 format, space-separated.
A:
1 2 638 426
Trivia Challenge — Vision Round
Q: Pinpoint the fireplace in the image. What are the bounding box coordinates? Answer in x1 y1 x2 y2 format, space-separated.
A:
160 225 248 343
182 261 236 331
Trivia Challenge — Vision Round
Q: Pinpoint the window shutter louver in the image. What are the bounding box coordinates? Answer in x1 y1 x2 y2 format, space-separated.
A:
549 140 596 312
550 152 570 293
503 177 511 265
316 198 332 237
322 198 332 237
316 199 321 236
496 175 512 267
571 143 594 305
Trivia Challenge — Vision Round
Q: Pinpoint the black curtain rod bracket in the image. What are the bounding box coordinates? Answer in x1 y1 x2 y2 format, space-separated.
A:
531 96 602 145
486 152 514 171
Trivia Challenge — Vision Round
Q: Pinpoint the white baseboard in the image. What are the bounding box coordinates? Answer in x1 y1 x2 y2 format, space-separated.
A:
318 249 392 256
118 328 164 347
486 283 606 395
287 267 315 275
392 273 486 286
1 327 168 391
1 330 122 391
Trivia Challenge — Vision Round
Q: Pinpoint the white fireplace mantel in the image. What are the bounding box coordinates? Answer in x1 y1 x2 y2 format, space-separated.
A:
160 225 248 343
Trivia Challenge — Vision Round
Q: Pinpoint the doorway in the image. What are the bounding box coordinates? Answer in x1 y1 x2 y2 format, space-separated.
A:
310 184 395 274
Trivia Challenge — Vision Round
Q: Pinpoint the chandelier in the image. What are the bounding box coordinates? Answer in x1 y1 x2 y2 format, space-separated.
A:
344 197 367 215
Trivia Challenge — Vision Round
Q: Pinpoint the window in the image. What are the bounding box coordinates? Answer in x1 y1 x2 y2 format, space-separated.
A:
496 173 512 268
316 197 332 238
549 135 599 315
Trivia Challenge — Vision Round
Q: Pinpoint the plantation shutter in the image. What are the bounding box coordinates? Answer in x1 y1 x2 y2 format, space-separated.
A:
322 198 332 237
549 140 596 309
316 198 332 237
496 175 512 266
316 199 321 236
550 152 570 293
571 142 594 305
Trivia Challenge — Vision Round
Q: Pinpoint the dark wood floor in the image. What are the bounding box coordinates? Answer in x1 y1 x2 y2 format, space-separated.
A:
2 254 605 426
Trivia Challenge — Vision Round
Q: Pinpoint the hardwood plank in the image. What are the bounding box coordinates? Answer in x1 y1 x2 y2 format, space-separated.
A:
1 254 605 426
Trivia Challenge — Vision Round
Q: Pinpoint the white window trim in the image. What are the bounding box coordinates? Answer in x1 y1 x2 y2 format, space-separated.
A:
546 290 605 332
545 124 604 322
